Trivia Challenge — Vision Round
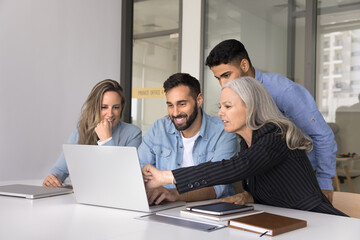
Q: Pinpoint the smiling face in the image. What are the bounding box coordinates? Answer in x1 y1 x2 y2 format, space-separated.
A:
100 91 122 126
218 87 249 136
166 85 202 132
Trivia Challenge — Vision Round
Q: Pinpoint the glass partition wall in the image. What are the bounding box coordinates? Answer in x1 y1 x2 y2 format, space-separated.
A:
128 0 360 193
203 0 290 116
203 0 360 193
316 2 360 192
132 0 180 133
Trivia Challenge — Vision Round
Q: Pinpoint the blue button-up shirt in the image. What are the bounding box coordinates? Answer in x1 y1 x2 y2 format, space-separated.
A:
255 68 337 190
49 122 142 182
138 110 238 198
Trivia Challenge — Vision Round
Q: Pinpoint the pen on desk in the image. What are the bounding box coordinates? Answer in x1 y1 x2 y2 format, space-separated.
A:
207 225 226 231
138 213 155 218
259 231 268 237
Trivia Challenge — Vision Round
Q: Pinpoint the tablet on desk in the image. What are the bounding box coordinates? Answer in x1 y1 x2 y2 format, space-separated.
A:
186 202 254 215
0 184 73 199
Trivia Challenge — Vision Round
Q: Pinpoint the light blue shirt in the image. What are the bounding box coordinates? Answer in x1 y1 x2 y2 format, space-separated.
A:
255 68 337 190
49 122 142 182
138 110 238 198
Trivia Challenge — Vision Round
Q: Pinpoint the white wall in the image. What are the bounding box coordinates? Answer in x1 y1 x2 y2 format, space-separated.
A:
181 0 202 79
0 0 122 181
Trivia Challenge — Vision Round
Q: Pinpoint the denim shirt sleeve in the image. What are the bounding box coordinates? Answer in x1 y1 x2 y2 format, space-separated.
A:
196 114 238 198
103 123 142 148
277 84 337 190
49 123 142 183
138 125 157 169
139 116 238 198
49 128 79 182
125 129 142 148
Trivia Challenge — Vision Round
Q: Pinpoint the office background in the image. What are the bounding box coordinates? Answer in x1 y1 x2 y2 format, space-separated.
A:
0 0 123 180
1 0 360 194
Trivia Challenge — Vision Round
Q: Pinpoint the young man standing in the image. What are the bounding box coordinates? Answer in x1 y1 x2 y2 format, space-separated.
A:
206 39 336 202
138 73 238 205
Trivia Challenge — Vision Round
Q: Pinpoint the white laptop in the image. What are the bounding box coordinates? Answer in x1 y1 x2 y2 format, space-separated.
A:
0 184 73 199
63 144 185 212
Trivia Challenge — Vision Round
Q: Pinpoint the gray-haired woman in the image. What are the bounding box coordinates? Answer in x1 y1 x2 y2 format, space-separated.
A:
142 77 346 216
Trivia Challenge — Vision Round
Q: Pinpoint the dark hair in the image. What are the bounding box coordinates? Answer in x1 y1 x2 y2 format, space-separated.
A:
163 73 201 100
205 39 253 68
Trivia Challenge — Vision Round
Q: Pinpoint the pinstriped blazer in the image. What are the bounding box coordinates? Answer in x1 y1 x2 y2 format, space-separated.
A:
173 123 330 211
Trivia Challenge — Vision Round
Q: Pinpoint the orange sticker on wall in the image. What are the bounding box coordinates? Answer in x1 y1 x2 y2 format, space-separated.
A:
132 87 166 98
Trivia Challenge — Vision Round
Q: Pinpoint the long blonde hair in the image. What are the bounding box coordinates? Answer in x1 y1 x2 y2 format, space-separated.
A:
78 79 125 145
223 77 313 152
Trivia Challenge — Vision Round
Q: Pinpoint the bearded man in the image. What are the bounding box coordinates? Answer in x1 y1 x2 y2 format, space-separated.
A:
138 73 237 205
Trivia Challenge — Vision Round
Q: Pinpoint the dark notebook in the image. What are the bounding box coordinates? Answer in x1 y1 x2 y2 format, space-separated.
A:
227 212 307 236
186 202 254 215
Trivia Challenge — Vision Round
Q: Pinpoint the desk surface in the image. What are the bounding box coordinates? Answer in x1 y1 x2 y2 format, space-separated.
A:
0 180 359 240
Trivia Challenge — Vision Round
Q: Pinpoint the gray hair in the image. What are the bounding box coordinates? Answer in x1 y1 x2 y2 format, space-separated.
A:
223 77 313 152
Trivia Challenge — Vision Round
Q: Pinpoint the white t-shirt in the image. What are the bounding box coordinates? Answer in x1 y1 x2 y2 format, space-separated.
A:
181 131 200 168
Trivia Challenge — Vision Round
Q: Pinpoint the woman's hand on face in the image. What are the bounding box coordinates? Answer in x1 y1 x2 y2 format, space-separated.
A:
95 119 113 141
43 174 62 188
142 164 174 189
217 192 254 205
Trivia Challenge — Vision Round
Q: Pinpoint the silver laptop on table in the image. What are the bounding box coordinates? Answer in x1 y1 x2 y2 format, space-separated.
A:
0 184 73 199
63 144 185 212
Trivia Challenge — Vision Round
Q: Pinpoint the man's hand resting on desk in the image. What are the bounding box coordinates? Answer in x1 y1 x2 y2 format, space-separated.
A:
43 174 62 187
322 190 334 203
217 192 254 205
147 186 179 205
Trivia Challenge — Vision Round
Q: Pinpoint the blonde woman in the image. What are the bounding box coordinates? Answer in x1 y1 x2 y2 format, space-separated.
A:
142 77 346 216
43 79 141 187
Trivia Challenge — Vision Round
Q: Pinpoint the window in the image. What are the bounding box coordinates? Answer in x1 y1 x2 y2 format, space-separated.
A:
324 54 330 62
351 51 360 57
132 0 180 133
351 65 360 71
335 52 342 61
335 38 343 46
201 0 360 191
323 68 329 76
334 65 342 74
324 40 330 48
203 0 288 115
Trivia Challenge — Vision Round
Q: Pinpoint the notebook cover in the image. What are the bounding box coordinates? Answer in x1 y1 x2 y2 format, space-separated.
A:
227 212 307 236
181 209 263 221
186 202 254 215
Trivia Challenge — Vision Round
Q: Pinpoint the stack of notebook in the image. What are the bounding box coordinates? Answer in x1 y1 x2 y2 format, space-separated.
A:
180 202 263 221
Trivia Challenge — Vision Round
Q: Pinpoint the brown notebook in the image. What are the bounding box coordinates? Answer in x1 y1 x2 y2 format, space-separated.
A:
227 212 307 236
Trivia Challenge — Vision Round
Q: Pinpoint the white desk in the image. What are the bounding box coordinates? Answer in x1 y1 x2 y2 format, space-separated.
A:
0 180 359 240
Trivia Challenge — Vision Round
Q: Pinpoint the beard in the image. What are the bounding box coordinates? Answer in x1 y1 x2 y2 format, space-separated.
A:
171 102 199 131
